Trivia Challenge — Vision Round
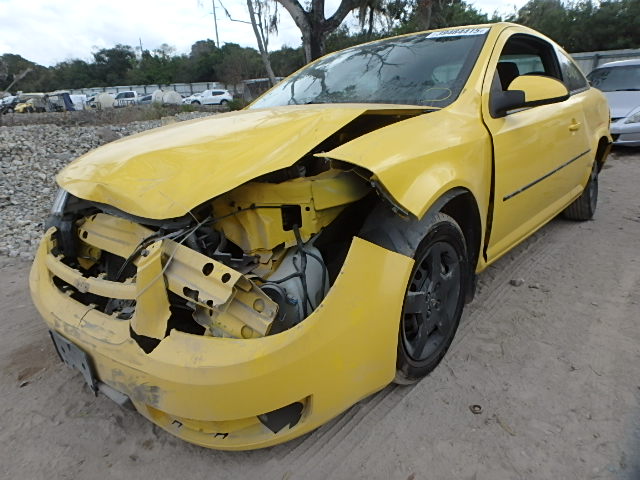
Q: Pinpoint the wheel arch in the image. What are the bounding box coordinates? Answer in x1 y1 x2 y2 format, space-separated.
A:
360 186 482 303
594 136 611 173
438 188 482 302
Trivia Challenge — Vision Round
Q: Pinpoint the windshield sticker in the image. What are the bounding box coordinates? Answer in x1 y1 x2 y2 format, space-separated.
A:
427 28 490 38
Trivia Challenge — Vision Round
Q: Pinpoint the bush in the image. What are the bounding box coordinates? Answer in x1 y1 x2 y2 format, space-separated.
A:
228 98 248 111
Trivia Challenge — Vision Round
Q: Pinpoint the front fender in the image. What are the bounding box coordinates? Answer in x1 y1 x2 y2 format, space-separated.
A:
320 109 493 222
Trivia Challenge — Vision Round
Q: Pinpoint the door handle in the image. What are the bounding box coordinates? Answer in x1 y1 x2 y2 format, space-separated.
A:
569 121 582 131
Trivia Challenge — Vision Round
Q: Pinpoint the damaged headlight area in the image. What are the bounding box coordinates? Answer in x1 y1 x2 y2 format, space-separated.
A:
44 166 376 352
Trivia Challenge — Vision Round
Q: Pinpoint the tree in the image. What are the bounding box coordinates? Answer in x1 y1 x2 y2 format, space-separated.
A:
247 0 277 85
391 0 494 34
92 45 136 86
218 43 265 89
275 0 367 62
512 0 640 52
0 53 48 92
188 40 222 81
270 46 305 76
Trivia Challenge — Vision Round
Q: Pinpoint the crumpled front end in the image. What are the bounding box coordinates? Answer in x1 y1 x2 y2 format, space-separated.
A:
30 165 413 449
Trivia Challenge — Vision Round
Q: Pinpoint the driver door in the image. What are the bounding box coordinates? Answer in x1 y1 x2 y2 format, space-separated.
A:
482 30 591 261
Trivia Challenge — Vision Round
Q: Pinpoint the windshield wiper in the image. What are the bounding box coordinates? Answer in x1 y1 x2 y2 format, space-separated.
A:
614 88 640 91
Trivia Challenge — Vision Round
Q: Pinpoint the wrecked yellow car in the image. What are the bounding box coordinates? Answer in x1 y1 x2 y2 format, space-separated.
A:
30 23 610 450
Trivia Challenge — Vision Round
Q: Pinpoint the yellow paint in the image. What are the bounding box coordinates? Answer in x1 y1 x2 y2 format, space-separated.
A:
480 25 610 262
30 236 413 450
56 105 415 219
509 75 569 102
211 169 369 253
131 240 171 340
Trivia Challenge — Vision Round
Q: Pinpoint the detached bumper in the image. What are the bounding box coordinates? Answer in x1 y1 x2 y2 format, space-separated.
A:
30 230 412 450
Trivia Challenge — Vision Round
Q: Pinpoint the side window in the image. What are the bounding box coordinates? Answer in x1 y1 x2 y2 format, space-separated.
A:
494 34 561 91
556 50 588 93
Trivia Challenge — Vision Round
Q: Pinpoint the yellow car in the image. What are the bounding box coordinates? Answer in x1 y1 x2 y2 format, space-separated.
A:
30 23 610 450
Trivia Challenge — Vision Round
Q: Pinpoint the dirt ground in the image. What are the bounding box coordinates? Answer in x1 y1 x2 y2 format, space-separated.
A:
1 150 639 480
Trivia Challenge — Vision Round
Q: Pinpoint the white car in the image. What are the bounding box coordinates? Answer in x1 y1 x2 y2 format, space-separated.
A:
184 89 232 105
587 59 640 146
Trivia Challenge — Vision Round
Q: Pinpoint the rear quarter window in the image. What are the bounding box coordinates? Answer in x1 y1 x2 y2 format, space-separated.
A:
557 51 588 93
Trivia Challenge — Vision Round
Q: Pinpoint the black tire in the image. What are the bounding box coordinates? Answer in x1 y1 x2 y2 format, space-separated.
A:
563 161 598 221
360 209 468 384
191 100 201 105
6 107 13 114
220 99 229 105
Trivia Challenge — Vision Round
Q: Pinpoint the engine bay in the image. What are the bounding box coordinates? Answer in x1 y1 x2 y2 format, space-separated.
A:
47 164 378 351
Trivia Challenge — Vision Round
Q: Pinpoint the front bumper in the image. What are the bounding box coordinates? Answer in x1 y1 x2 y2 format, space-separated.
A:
611 121 640 146
30 228 412 450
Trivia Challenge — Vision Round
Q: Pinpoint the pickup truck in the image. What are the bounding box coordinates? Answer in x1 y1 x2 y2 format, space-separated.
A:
113 90 138 107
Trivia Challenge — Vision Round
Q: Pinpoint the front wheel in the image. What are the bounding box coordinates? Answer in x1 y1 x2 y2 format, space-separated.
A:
563 161 598 221
191 100 201 105
360 209 468 384
396 214 467 382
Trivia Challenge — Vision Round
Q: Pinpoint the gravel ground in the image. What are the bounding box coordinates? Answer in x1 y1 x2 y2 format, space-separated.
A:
0 112 214 260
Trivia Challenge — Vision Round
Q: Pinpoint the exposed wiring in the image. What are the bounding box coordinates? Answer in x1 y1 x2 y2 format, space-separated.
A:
114 227 189 281
302 248 327 300
132 217 211 300
293 225 310 317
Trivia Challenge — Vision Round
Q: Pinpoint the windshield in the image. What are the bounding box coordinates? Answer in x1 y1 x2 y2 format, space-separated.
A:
250 29 489 109
587 65 640 92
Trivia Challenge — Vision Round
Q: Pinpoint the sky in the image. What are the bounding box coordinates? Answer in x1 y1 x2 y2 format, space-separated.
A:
0 0 526 67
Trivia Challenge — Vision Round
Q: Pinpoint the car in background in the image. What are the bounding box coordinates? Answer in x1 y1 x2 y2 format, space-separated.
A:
182 92 201 104
184 89 232 105
587 59 640 146
0 95 20 114
138 94 153 105
114 91 139 107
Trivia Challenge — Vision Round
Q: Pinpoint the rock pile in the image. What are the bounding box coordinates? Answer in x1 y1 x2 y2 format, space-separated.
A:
0 112 214 260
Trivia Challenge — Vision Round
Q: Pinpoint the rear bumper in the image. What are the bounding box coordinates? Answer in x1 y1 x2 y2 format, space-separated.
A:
30 231 412 450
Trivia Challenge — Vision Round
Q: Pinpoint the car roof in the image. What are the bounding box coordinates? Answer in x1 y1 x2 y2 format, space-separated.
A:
597 59 640 69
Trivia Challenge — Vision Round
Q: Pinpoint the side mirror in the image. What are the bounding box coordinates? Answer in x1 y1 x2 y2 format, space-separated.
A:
491 75 570 118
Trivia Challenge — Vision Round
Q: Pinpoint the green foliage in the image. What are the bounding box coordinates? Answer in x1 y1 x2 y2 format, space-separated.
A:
0 53 50 92
270 46 305 76
513 0 640 51
92 44 137 86
228 98 249 110
1 41 268 94
326 27 386 53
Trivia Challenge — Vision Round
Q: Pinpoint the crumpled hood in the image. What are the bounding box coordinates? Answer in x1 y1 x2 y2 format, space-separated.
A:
603 90 640 118
58 104 423 219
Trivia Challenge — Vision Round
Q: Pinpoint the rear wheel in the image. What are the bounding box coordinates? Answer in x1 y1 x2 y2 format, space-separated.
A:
563 161 598 221
220 99 229 105
360 210 468 384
